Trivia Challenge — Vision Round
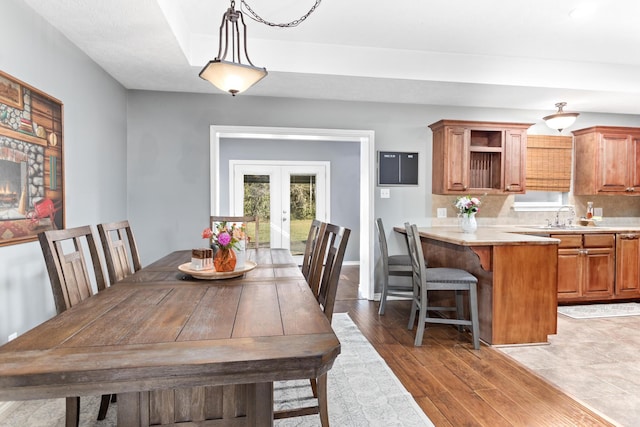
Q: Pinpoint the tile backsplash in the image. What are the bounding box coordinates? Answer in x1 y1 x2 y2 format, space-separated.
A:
431 194 640 226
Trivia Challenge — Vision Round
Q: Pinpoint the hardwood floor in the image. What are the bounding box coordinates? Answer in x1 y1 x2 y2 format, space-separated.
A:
334 266 615 427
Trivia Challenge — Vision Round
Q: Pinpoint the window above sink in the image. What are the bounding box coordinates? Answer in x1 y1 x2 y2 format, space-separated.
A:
513 190 569 212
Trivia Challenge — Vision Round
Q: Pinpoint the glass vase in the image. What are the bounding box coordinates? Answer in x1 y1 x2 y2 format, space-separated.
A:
460 213 478 233
214 248 237 272
235 238 246 269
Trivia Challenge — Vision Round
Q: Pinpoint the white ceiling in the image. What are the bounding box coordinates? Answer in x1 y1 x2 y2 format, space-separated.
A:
21 0 640 115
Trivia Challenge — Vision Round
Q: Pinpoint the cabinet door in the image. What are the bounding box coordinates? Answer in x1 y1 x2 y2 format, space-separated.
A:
616 234 640 297
582 247 615 297
445 127 470 192
597 133 630 193
628 135 640 192
557 248 581 299
503 129 526 193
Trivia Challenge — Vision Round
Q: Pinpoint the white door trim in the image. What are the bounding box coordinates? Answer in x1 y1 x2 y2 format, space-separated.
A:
210 125 375 300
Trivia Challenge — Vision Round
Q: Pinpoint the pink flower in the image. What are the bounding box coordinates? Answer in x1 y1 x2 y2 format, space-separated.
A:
217 231 231 247
202 228 214 239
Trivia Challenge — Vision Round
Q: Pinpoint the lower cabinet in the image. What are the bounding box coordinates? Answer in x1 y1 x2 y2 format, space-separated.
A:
555 233 615 302
616 233 640 298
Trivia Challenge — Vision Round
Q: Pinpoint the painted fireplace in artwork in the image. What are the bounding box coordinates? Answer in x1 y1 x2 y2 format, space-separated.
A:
0 70 64 246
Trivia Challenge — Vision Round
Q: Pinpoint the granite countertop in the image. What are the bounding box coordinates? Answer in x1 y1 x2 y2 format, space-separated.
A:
412 226 558 246
398 224 640 247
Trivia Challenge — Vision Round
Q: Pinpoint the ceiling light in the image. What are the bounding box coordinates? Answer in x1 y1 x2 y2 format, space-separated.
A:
199 0 321 96
543 102 580 132
199 1 267 96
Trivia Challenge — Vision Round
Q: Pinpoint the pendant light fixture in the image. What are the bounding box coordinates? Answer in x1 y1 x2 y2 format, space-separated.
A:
199 1 267 96
543 102 580 132
199 0 321 96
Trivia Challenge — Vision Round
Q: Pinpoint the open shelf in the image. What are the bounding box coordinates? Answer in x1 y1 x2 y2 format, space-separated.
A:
470 152 502 189
470 130 502 148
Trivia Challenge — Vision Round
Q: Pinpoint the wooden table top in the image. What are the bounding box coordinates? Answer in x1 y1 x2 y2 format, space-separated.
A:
0 249 340 401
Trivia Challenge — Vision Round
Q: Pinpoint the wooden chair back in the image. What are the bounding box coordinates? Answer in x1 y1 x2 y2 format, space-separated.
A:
97 220 142 285
311 223 351 323
38 225 107 315
210 215 260 249
376 217 392 274
405 222 428 290
301 219 326 282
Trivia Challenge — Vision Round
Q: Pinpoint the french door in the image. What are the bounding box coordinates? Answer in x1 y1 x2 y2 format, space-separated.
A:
230 161 329 255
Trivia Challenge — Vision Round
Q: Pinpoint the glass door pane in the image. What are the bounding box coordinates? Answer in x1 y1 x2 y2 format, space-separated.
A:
243 174 270 248
289 174 316 256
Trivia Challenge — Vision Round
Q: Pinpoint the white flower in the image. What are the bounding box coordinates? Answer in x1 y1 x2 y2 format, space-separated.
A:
455 195 481 216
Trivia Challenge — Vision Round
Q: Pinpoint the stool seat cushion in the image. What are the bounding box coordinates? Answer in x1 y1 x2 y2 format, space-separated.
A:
425 267 478 283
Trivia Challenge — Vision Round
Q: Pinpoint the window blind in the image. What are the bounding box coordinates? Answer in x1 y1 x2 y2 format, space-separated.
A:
526 135 573 192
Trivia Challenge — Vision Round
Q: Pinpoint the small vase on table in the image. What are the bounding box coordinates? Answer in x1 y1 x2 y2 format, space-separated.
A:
460 212 478 233
214 248 237 272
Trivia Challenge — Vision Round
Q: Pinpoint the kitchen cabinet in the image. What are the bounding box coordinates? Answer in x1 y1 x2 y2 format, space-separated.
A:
616 233 640 298
573 126 640 195
554 233 615 302
429 120 532 195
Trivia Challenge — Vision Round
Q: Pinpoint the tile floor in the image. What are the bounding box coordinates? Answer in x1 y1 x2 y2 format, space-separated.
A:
498 312 640 427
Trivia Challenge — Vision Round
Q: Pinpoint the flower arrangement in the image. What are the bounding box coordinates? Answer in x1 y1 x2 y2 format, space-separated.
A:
202 221 246 251
455 195 481 217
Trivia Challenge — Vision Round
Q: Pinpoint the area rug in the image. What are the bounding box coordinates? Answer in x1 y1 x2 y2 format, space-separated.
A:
558 302 640 319
0 313 434 427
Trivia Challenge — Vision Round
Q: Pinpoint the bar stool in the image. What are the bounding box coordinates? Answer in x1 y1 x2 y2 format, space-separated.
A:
405 222 480 349
376 218 412 315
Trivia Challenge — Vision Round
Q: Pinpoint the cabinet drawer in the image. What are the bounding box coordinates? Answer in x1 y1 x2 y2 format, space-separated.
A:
551 234 582 248
584 234 615 248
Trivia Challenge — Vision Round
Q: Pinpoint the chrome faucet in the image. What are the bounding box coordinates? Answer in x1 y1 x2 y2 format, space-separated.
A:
554 205 575 227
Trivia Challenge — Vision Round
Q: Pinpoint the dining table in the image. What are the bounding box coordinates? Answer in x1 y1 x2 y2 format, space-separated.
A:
0 248 341 426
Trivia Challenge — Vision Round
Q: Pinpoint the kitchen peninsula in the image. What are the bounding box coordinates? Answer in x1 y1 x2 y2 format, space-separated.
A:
395 226 559 345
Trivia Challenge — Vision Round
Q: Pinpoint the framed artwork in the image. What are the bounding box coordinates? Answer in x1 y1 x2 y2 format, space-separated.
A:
0 70 64 247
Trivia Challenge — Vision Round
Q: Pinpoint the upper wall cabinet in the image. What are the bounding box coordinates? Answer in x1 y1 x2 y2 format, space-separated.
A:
429 120 533 195
573 126 640 195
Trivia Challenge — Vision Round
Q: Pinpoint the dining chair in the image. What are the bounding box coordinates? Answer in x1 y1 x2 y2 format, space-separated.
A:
404 223 480 349
275 222 351 427
376 218 413 315
97 220 142 285
210 215 260 249
38 225 114 425
301 219 326 283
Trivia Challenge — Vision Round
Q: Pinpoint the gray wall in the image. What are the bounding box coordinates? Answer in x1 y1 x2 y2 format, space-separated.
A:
219 138 360 262
0 0 127 343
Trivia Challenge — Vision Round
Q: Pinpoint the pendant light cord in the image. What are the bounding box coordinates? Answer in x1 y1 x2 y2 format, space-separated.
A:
240 0 321 27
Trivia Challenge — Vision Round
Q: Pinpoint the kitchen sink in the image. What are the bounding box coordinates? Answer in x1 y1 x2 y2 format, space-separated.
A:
524 225 583 230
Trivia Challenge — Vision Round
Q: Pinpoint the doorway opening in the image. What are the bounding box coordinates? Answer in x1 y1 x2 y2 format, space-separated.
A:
210 126 374 300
